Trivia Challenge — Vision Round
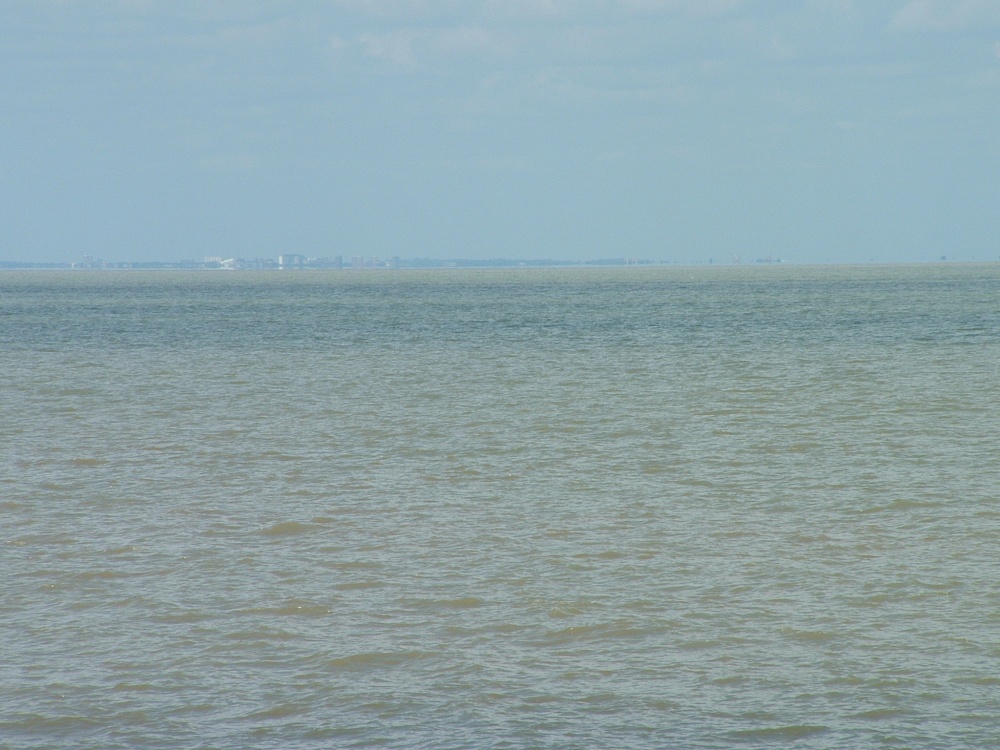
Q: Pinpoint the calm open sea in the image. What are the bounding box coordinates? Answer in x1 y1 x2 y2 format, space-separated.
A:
2 264 999 749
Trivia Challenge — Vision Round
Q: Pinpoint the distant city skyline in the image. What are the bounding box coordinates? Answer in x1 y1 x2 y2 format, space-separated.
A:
2 2 999 265
1 252 788 271
8 251 993 272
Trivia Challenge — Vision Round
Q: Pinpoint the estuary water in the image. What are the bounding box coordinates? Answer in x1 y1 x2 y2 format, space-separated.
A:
2 264 999 749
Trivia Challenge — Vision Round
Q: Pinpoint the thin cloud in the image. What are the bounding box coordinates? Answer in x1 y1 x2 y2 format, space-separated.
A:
360 29 417 65
891 0 1000 31
619 0 745 17
360 26 498 67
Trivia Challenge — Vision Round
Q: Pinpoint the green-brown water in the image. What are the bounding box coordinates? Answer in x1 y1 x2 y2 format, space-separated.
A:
3 264 999 748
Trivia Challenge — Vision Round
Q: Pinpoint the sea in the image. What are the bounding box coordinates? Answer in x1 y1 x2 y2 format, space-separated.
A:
2 263 999 749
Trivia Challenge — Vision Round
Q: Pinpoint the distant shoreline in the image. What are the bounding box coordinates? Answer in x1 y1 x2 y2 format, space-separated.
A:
3 257 990 271
1 257 756 271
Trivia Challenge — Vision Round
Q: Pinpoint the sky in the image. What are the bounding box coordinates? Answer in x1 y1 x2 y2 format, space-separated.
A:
1 0 999 264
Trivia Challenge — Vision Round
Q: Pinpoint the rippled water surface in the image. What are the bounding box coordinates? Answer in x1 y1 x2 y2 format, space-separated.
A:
2 265 1000 748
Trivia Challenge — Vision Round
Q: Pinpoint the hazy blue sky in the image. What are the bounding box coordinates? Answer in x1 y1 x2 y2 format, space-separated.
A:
2 1 998 264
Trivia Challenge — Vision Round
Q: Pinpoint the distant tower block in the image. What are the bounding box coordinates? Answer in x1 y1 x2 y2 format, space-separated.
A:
278 254 305 269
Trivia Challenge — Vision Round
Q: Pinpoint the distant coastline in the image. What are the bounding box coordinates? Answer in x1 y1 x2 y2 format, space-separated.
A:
6 257 995 270
0 254 787 271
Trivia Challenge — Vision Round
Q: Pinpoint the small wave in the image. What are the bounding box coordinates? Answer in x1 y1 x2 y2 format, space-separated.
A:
223 628 301 641
646 698 683 710
240 602 331 617
489 622 524 635
860 498 943 513
152 610 213 624
324 560 383 571
104 545 140 555
546 599 604 618
852 708 908 721
678 639 723 651
779 628 836 643
72 569 127 581
728 724 828 742
324 651 431 671
69 457 106 467
258 451 303 461
112 682 155 692
37 481 82 491
593 549 625 560
533 621 651 646
521 694 561 705
952 676 1000 686
402 596 484 609
58 388 98 397
442 596 484 608
260 521 320 537
243 703 301 721
711 676 749 686
1 713 102 732
334 580 383 590
6 533 77 547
